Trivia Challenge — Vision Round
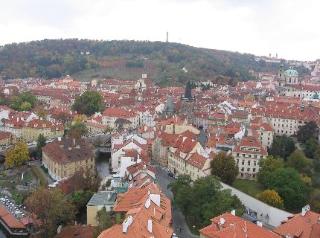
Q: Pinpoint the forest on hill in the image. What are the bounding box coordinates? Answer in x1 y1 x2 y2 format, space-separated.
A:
0 39 309 86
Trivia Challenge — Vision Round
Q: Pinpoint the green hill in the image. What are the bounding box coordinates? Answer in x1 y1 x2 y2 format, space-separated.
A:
0 39 309 86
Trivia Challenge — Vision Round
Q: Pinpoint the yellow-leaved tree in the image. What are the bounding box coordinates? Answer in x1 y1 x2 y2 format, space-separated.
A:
256 189 284 208
5 141 29 168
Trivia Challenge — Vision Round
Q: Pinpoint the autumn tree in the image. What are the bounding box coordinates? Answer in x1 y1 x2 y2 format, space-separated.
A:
68 122 88 139
211 152 238 185
256 189 284 208
72 91 103 116
263 168 310 211
5 141 29 168
66 169 101 194
25 188 75 237
10 91 37 111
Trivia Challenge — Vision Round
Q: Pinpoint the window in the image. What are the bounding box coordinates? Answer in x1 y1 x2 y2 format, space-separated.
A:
242 160 245 165
253 168 256 172
248 161 251 166
247 168 250 172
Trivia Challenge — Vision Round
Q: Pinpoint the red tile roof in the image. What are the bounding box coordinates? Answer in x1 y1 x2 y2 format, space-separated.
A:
274 210 320 238
0 205 25 229
55 225 94 238
200 212 280 238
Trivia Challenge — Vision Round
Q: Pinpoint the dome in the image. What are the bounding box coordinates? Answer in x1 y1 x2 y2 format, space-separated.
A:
284 68 298 77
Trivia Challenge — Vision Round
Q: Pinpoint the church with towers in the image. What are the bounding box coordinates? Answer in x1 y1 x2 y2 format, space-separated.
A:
278 65 301 86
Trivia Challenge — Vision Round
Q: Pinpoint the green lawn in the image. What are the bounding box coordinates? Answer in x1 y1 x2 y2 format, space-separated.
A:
232 179 264 197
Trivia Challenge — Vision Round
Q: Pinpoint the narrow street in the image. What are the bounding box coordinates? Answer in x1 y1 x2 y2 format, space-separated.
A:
155 166 199 238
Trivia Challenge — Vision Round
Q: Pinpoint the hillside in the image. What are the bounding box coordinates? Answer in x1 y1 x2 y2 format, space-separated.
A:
0 39 309 86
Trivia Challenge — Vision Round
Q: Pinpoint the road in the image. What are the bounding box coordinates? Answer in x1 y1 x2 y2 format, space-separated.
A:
155 166 199 238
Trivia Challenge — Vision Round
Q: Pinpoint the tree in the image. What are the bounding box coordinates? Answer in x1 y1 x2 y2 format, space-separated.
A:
73 114 87 124
68 122 88 139
5 141 29 168
25 188 75 237
304 138 319 159
287 150 311 175
36 134 46 158
66 169 101 194
256 189 284 208
269 135 295 160
69 190 93 213
258 156 284 186
72 91 103 116
310 189 320 212
10 91 37 111
20 101 32 111
211 152 238 185
104 125 113 134
297 121 319 143
94 207 113 237
169 175 244 231
263 168 310 211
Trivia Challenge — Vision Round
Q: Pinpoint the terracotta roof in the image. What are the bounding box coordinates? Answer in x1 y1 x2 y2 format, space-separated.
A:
99 183 172 238
0 205 25 229
233 136 267 156
55 225 94 238
103 107 136 118
199 212 280 238
274 210 320 238
42 138 94 164
187 152 207 169
0 131 12 140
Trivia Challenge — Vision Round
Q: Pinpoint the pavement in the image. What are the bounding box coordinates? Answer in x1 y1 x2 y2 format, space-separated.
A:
155 166 199 238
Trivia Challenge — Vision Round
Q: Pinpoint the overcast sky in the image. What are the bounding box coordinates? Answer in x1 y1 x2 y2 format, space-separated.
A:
1 0 319 61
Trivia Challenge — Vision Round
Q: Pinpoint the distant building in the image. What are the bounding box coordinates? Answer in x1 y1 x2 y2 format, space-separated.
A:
42 137 95 181
232 136 268 180
278 66 301 91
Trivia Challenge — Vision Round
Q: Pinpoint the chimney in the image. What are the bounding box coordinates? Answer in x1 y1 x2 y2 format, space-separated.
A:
122 216 133 233
231 210 236 216
218 217 226 230
147 219 152 233
301 205 310 216
256 221 263 227
58 137 61 141
73 138 76 147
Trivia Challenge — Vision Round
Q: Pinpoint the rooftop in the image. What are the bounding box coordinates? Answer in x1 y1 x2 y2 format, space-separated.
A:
87 191 117 206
